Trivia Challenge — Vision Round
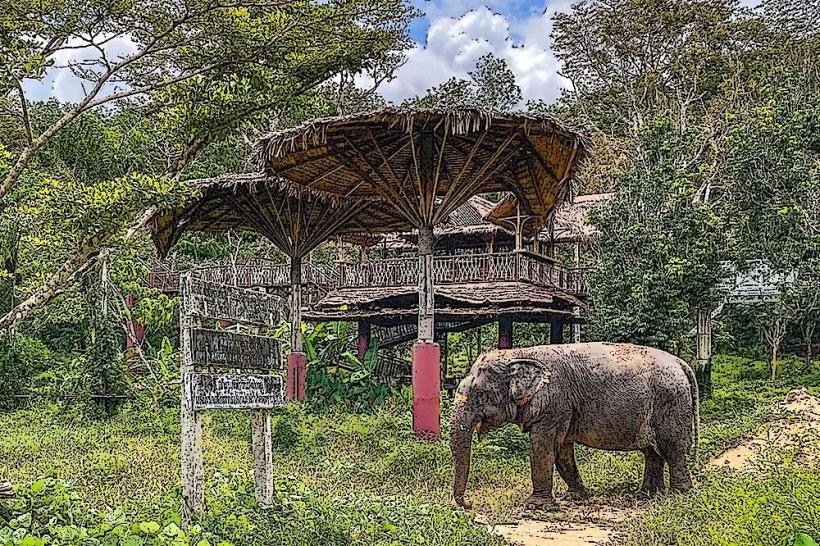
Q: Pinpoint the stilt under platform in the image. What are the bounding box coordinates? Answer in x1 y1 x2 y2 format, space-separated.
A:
498 315 513 349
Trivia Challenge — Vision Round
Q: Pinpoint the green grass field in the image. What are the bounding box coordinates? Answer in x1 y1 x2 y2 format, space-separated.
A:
1 355 818 545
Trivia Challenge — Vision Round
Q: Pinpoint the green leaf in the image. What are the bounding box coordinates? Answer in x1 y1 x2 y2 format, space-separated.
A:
795 533 819 546
138 521 161 535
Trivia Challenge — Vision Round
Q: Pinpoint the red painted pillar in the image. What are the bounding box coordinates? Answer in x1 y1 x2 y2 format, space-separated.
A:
498 316 513 349
357 320 371 361
412 341 441 439
286 352 307 402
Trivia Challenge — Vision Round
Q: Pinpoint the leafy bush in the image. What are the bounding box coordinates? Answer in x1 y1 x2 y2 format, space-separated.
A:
0 474 503 546
0 335 52 408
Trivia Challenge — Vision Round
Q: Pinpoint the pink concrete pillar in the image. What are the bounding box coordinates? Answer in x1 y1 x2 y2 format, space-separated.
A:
498 316 513 349
286 352 307 402
412 341 441 440
357 320 371 361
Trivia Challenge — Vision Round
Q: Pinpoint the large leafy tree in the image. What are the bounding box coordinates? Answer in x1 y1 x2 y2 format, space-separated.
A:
0 0 414 332
406 53 522 113
552 0 819 380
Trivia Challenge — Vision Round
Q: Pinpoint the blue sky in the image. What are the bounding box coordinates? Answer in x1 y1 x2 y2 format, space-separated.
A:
377 0 571 103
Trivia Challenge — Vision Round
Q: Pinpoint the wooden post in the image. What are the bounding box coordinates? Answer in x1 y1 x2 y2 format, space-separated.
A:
549 315 564 344
287 255 306 401
696 308 712 396
498 315 513 349
290 255 303 353
417 225 435 341
413 223 440 439
250 410 274 504
571 307 581 343
357 320 371 361
180 273 204 525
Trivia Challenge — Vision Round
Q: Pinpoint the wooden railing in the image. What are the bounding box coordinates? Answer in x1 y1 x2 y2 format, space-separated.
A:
147 252 589 297
146 260 338 293
337 251 588 296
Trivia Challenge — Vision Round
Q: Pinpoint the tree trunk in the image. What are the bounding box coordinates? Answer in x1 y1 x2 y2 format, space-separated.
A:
0 232 109 333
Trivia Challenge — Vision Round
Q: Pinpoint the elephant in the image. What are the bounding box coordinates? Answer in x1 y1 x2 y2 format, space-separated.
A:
450 342 699 510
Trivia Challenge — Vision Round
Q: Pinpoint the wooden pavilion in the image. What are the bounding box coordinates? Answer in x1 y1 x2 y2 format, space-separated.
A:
255 108 589 438
150 108 588 439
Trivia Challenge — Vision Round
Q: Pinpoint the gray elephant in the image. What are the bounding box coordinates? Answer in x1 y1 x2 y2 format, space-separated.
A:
450 342 699 510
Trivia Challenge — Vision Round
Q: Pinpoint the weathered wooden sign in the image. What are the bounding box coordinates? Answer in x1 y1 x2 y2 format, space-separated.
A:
191 328 280 371
179 271 282 524
187 277 282 324
189 373 284 410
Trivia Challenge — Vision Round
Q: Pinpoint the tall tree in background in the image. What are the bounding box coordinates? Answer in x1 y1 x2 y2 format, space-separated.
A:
552 0 819 377
406 53 522 113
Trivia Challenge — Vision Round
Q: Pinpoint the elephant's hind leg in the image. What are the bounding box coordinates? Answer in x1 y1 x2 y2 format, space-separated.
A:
666 448 693 492
640 448 665 495
556 442 588 499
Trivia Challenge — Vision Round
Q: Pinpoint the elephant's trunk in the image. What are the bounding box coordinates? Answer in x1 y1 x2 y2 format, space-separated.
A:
450 400 479 508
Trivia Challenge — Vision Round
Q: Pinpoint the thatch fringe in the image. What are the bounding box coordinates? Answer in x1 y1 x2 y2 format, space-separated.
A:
183 172 378 207
254 107 591 168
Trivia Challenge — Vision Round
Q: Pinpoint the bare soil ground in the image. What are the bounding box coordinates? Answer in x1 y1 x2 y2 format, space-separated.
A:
486 388 820 546
708 387 820 471
489 500 635 545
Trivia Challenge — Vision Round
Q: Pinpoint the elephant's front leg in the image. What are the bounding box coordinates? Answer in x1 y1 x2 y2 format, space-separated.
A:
526 423 559 510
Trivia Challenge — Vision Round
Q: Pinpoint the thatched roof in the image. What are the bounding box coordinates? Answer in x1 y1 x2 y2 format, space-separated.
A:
150 172 412 258
255 108 589 229
539 192 614 244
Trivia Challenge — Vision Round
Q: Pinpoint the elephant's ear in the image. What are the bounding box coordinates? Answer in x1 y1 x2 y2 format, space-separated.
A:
509 359 549 406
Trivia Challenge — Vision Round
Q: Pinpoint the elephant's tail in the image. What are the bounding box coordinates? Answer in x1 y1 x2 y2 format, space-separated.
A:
681 360 700 460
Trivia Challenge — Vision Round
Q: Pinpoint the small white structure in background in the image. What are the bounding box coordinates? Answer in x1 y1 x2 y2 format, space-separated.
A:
720 259 798 304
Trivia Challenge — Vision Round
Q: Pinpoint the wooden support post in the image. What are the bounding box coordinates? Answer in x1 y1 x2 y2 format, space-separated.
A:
287 255 306 401
251 410 274 504
179 273 204 525
357 320 371 361
549 315 564 344
696 307 712 397
290 255 303 353
413 223 440 439
498 315 513 349
571 307 581 343
417 225 435 341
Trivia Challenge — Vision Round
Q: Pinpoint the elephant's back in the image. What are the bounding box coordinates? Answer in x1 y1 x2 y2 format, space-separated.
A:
534 342 690 450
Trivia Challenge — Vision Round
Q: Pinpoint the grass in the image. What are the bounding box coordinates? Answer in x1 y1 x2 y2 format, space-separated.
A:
1 354 818 545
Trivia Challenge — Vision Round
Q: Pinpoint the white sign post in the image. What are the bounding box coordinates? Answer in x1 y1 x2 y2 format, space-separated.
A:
179 272 285 525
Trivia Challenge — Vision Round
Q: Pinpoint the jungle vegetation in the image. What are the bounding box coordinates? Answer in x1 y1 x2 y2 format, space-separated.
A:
0 0 818 544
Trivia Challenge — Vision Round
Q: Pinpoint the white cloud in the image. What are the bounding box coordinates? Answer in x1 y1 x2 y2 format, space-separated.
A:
379 2 574 105
22 35 138 103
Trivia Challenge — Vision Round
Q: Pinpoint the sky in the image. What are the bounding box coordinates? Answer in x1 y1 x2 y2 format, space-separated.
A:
25 0 760 106
380 0 575 104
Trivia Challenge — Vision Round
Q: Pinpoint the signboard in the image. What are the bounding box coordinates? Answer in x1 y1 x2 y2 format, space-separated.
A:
189 373 284 410
187 278 282 325
191 329 279 371
179 271 281 521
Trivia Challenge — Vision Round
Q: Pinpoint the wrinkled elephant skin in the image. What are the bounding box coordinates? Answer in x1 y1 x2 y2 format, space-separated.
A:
450 342 699 509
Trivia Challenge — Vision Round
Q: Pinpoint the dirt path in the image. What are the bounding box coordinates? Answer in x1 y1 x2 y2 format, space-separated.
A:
708 387 820 471
485 500 637 546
